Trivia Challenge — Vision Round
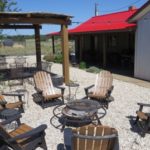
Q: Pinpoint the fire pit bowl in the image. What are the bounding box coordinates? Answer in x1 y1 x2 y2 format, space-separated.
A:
51 99 106 131
66 99 101 111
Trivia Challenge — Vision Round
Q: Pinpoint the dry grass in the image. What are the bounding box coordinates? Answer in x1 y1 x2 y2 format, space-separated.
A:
0 38 75 56
0 39 53 56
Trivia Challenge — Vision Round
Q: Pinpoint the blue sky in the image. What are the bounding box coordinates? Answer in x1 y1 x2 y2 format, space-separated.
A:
3 0 148 35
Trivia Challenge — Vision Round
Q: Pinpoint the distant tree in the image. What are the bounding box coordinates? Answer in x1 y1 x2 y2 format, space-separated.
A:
0 0 20 12
0 0 21 36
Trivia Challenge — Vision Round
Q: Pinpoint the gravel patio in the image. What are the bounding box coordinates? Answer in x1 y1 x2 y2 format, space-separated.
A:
2 56 150 150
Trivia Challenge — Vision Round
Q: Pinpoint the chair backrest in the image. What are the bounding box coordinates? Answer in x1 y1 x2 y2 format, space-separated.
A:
33 71 55 97
0 56 7 70
72 125 118 150
93 71 113 96
15 56 26 65
9 63 24 80
0 56 6 63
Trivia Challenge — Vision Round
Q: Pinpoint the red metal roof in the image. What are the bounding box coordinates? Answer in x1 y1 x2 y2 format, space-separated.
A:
69 9 137 34
48 9 137 36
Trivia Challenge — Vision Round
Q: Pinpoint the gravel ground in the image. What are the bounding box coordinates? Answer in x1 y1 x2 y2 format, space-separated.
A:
3 56 150 150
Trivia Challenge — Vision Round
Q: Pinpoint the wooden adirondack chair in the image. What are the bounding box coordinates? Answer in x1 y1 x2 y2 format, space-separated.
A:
84 70 114 108
0 94 24 113
63 125 118 150
134 103 150 137
33 71 65 105
0 115 47 150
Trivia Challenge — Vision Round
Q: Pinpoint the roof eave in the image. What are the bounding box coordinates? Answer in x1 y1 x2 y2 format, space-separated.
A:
128 1 150 23
69 27 136 35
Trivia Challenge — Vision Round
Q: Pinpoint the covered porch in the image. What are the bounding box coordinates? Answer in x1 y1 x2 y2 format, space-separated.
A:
70 30 135 76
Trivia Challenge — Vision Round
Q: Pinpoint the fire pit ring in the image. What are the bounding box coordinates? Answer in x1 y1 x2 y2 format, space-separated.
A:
50 99 106 131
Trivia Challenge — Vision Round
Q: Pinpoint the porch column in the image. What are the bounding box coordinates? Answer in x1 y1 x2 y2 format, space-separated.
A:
52 35 55 54
61 24 69 84
79 35 83 62
34 24 42 70
102 34 106 68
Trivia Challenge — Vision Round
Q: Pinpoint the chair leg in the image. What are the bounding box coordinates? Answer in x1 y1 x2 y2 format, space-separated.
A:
41 99 45 109
40 135 47 150
141 119 150 137
18 95 25 113
62 96 64 104
134 116 139 125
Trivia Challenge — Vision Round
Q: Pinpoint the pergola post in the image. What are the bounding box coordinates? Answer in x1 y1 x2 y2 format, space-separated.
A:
34 24 42 70
61 24 69 84
51 36 55 54
102 34 106 68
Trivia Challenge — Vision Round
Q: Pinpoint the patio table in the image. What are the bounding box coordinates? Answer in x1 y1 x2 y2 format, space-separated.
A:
65 82 79 101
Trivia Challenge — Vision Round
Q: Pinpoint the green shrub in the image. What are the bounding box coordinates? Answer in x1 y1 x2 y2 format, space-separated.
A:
79 61 86 69
86 66 102 73
43 53 54 62
54 53 63 63
43 52 63 64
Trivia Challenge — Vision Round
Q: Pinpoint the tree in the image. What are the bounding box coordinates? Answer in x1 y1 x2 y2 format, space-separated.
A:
0 0 20 36
0 0 20 12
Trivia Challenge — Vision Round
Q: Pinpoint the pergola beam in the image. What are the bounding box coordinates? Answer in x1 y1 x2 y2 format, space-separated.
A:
0 24 42 29
0 18 70 25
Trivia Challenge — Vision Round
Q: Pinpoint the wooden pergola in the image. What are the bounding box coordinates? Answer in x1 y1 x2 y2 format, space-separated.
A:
0 12 72 84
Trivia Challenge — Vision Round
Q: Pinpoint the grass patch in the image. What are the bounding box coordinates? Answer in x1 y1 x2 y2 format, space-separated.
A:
0 39 53 56
79 61 86 69
86 66 103 73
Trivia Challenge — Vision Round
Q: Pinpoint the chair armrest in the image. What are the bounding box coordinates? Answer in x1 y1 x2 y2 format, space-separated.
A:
137 102 150 111
64 128 73 150
84 84 94 96
2 92 24 97
2 92 24 103
137 103 150 107
8 124 47 142
56 86 65 95
35 87 43 94
0 114 21 125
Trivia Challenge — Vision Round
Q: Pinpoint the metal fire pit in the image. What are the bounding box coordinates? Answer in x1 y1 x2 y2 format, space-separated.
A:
50 99 106 131
62 99 100 119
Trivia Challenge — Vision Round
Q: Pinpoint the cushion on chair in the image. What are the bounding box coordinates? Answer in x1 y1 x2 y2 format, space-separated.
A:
44 93 62 101
88 90 107 99
5 101 23 109
136 111 148 120
0 95 7 105
9 123 33 144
